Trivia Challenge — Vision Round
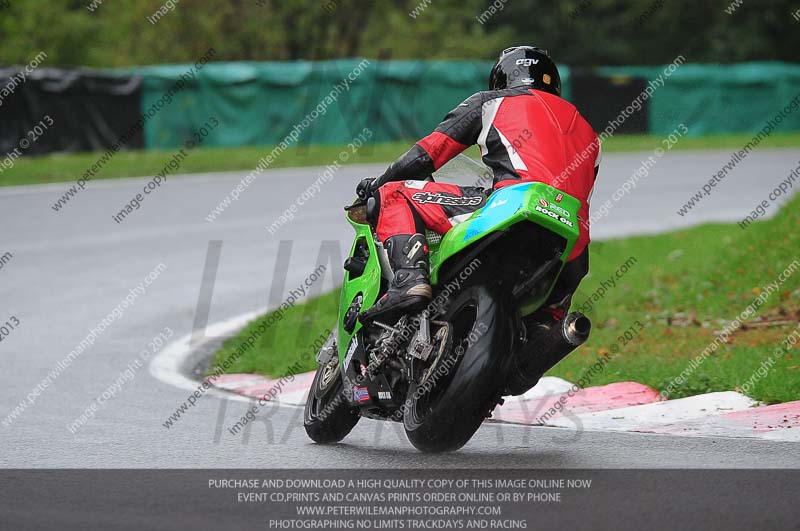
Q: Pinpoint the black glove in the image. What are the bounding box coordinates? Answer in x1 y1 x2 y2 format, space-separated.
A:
356 177 378 200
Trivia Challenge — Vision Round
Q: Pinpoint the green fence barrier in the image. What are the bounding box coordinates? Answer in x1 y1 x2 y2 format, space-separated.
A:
133 59 572 150
597 62 800 136
133 60 798 150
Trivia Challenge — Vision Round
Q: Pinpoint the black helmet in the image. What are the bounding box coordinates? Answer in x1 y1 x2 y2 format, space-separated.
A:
488 46 561 96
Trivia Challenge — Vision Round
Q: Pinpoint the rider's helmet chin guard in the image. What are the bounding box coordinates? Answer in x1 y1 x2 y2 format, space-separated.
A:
488 45 562 97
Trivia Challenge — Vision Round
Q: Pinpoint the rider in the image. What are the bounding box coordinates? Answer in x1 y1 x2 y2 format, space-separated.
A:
357 45 601 324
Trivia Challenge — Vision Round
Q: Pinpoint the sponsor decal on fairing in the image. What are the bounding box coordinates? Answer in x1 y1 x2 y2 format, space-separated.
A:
535 204 574 227
537 198 571 218
353 387 370 402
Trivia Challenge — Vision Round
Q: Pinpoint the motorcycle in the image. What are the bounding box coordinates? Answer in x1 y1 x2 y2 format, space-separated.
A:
304 155 591 452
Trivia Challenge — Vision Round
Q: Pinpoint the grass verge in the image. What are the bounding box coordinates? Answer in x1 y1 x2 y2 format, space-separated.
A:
3 132 800 187
0 142 411 187
212 191 800 404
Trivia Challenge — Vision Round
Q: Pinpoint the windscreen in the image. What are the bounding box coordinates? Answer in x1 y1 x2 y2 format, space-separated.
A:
432 154 494 189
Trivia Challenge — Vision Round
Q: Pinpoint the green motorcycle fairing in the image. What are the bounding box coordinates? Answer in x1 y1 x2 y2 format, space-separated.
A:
337 181 581 365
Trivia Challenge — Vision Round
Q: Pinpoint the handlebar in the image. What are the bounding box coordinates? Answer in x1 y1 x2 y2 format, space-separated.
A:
344 199 367 211
348 175 437 210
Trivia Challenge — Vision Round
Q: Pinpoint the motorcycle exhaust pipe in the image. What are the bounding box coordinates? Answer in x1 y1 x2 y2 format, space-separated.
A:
505 312 592 396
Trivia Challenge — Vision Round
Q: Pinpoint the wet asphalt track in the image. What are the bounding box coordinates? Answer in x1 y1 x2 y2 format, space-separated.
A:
1 148 800 469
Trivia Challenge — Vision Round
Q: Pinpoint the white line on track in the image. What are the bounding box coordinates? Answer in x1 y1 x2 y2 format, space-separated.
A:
149 307 270 404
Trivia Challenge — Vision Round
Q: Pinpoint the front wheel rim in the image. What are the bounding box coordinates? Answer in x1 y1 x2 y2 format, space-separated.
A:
319 357 339 392
310 359 342 418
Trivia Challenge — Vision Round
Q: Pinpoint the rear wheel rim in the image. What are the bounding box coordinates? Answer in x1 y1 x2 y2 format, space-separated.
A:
410 301 477 420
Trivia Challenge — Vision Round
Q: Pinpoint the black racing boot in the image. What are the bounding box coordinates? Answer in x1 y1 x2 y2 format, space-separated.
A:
360 234 432 324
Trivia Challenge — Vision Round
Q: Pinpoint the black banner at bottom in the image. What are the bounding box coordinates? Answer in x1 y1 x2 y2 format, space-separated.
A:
1 469 798 531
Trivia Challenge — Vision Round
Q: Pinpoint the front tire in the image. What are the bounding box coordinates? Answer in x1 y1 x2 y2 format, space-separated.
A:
403 285 511 453
304 336 360 444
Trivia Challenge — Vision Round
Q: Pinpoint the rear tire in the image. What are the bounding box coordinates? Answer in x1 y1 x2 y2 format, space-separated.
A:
304 335 360 444
403 285 511 453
